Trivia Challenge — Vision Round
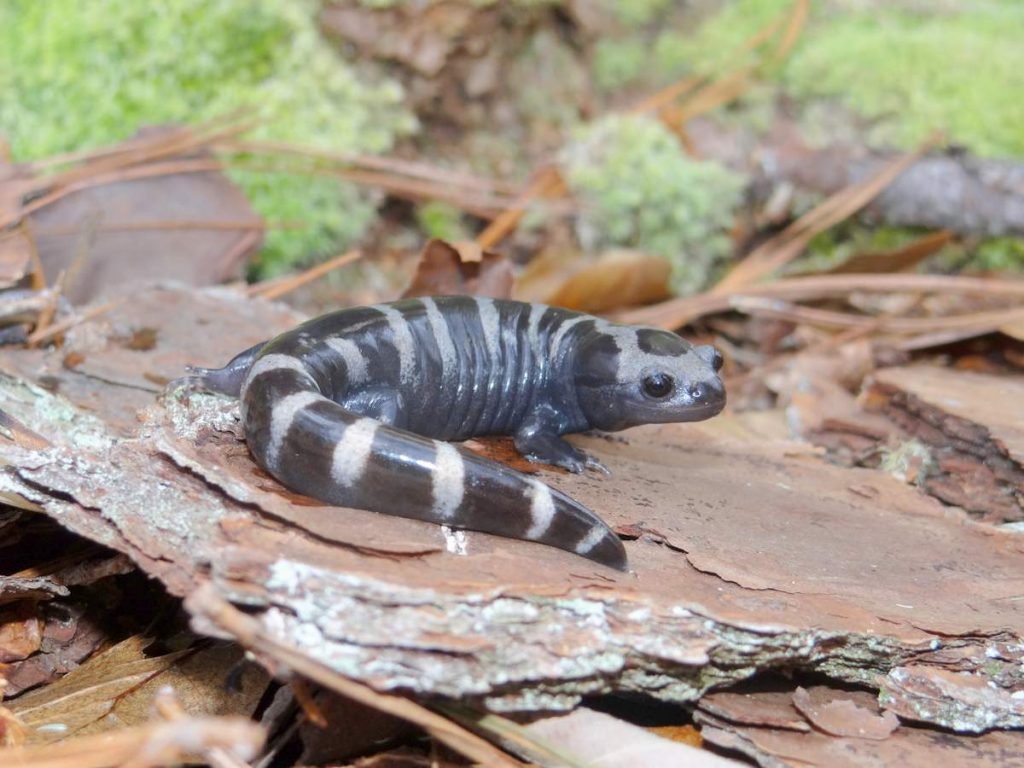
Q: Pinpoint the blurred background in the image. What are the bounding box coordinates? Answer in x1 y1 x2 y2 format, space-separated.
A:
3 0 1021 308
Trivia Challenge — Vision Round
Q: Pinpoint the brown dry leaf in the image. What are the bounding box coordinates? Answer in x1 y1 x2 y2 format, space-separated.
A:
523 708 744 767
12 634 268 745
0 228 34 291
792 686 899 740
402 238 514 299
824 230 955 275
10 635 188 740
1 121 261 304
30 158 261 303
0 159 36 290
0 713 264 768
514 249 670 312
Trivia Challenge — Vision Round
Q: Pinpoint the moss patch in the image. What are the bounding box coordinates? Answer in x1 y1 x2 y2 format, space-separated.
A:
595 1 1024 159
561 115 743 294
0 0 416 276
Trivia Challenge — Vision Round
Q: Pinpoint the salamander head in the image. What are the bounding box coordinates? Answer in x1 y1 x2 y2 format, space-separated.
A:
573 324 726 431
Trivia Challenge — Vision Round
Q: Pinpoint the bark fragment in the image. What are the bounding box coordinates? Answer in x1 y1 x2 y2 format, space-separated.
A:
862 365 1024 522
0 287 1020 733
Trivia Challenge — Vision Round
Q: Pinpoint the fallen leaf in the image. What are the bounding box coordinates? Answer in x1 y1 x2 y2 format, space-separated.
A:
824 230 955 275
403 239 514 299
524 708 743 767
11 634 269 744
10 635 188 739
515 249 671 312
0 712 264 768
18 125 261 304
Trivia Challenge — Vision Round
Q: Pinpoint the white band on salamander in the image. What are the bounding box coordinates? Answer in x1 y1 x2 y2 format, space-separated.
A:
331 417 380 488
524 479 556 540
575 524 608 555
375 304 417 386
475 296 502 364
324 337 369 385
241 353 315 400
431 441 465 521
422 297 458 387
266 390 322 470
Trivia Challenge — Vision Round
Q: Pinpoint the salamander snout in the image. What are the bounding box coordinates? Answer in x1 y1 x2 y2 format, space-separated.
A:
686 378 726 413
688 382 708 401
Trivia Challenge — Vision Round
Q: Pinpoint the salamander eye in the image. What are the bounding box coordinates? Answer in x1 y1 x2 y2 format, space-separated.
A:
642 373 674 399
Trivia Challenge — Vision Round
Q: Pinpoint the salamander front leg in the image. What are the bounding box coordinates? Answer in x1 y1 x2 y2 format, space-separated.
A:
514 420 609 475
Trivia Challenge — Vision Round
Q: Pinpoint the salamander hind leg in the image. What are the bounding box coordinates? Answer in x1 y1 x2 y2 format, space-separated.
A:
167 340 268 398
340 388 404 427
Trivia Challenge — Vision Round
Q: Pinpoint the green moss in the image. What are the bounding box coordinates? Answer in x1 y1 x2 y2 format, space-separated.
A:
593 39 652 91
415 201 469 242
561 115 743 294
879 439 934 486
800 224 1024 276
972 237 1024 272
0 0 416 276
639 0 1024 158
796 225 930 273
603 0 674 27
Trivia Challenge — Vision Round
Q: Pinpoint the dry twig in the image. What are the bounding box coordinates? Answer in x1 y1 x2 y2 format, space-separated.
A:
620 273 1024 329
247 249 363 301
25 298 123 346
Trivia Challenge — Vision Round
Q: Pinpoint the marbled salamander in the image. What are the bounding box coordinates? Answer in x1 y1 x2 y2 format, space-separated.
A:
183 296 726 570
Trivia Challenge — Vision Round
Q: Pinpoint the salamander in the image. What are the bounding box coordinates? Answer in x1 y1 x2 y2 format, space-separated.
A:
180 296 726 570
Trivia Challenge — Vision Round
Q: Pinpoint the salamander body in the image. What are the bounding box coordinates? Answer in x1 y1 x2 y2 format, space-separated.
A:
184 296 726 570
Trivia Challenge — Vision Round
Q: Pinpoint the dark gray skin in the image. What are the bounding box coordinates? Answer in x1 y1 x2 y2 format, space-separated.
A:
181 296 726 570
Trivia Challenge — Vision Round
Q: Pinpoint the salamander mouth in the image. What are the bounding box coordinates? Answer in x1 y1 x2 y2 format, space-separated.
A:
679 398 726 421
